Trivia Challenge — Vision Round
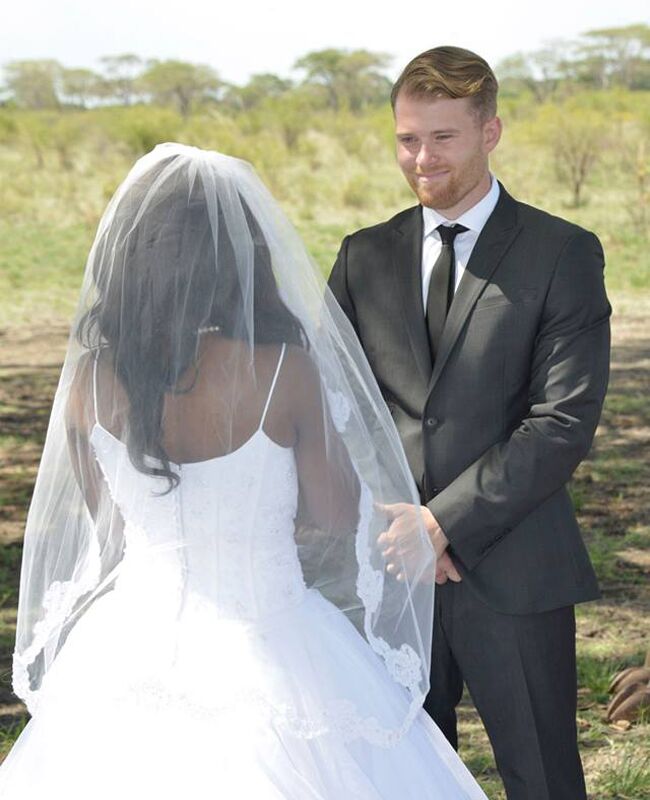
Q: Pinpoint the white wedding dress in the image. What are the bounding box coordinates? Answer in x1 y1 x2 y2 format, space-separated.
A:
0 345 486 799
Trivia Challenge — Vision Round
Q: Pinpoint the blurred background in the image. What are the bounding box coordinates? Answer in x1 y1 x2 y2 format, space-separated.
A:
0 3 648 797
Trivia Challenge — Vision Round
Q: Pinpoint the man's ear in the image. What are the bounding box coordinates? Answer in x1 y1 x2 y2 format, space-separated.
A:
484 116 502 154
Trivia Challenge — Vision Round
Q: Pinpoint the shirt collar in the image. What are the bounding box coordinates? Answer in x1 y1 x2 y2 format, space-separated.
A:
422 174 500 238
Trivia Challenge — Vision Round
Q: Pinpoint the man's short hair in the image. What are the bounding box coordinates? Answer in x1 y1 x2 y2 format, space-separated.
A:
391 46 498 121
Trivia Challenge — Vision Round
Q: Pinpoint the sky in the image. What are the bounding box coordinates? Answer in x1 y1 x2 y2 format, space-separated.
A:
1 0 648 84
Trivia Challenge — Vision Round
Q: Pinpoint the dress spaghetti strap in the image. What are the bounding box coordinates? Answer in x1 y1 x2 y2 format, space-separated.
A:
92 350 100 425
259 343 286 430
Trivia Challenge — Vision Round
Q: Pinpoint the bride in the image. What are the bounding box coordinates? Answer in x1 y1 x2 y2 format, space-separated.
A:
1 143 486 799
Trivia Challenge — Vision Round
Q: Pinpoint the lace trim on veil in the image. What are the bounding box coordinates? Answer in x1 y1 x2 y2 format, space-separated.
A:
15 395 426 746
15 480 425 745
13 533 102 715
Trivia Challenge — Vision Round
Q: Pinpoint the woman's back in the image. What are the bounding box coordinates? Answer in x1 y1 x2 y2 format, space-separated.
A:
87 339 307 621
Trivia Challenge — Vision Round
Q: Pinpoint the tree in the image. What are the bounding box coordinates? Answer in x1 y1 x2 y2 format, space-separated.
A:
498 25 650 94
577 24 650 89
224 73 293 111
99 54 144 105
2 60 61 109
496 44 567 103
562 42 610 90
547 107 609 207
621 125 650 238
140 60 222 117
60 68 102 108
294 49 392 112
584 24 650 89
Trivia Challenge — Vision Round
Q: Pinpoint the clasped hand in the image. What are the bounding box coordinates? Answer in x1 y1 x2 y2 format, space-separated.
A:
377 503 462 585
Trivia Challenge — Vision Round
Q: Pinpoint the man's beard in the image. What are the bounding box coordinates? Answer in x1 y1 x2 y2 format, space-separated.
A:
410 155 484 212
411 172 463 210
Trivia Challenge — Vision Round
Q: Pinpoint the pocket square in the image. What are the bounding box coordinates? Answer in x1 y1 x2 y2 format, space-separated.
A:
475 286 538 310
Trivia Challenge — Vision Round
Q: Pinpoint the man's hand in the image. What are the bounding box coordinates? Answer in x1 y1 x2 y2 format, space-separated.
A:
419 504 450 558
377 502 460 583
435 551 462 584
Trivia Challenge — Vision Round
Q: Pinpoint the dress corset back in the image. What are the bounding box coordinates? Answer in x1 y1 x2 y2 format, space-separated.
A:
89 343 306 620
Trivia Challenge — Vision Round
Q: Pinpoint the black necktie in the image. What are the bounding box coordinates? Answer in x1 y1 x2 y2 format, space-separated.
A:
426 223 468 362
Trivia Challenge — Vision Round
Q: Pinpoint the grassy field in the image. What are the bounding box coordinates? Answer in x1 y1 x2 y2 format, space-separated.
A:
0 102 648 797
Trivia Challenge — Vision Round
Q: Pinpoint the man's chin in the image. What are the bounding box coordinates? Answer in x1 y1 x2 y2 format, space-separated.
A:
410 179 460 211
415 188 459 210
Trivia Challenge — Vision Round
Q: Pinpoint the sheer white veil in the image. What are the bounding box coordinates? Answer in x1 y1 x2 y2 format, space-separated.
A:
13 143 435 745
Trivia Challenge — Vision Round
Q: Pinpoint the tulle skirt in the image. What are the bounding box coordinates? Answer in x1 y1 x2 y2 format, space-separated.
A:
0 587 487 799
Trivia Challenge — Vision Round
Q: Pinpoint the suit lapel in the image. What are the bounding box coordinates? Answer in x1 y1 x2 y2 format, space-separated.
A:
428 184 522 393
391 207 432 385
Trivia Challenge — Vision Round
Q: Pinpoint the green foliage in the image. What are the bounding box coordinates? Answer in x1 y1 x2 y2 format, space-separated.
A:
0 82 647 329
0 547 21 610
2 60 61 109
0 717 28 760
293 48 392 112
593 747 650 799
223 73 293 111
342 175 369 209
14 112 51 168
545 105 609 207
98 53 144 105
2 27 648 117
495 23 650 97
580 24 650 90
107 106 183 156
139 60 222 118
60 68 103 108
0 111 18 144
256 93 314 151
496 47 564 103
577 653 645 703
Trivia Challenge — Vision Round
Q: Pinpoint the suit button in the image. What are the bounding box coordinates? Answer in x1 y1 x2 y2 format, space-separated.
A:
425 417 439 429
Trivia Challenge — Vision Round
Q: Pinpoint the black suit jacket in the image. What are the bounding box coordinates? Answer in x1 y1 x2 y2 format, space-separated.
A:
328 183 610 614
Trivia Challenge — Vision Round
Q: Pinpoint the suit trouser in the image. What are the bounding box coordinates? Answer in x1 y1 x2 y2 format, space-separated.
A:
423 579 587 800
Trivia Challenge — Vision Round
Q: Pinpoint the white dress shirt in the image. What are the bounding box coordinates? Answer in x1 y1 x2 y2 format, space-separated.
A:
421 175 500 311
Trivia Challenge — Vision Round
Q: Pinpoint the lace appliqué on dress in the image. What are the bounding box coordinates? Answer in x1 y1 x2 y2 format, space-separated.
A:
326 387 351 433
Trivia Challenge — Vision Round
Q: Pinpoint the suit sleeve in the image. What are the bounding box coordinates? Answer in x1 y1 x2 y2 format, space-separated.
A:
327 235 359 333
429 230 611 571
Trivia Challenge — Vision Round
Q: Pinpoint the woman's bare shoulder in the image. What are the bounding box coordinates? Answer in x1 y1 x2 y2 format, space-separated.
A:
66 352 95 429
280 344 325 422
283 343 319 381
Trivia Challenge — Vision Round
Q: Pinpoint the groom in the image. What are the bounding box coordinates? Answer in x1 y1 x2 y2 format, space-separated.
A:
328 46 610 799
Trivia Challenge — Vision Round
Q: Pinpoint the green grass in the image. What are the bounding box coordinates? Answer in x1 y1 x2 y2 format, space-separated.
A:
602 394 649 416
0 222 92 327
577 653 646 704
585 529 648 587
593 748 650 799
0 718 27 761
0 548 22 610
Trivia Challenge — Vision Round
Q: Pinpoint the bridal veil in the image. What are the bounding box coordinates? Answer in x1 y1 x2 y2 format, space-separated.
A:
13 143 435 745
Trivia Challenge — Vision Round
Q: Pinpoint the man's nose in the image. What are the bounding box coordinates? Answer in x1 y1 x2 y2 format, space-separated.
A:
415 143 438 169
